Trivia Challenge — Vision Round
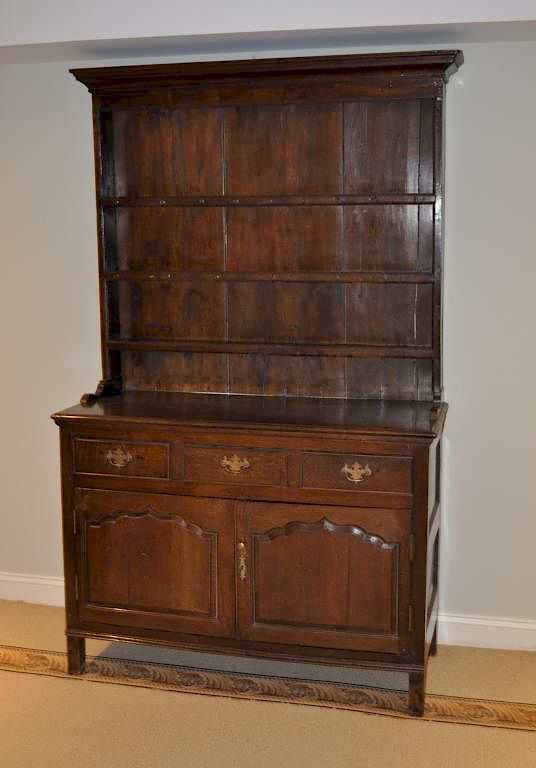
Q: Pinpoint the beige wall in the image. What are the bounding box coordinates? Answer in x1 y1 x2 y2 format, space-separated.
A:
0 42 534 621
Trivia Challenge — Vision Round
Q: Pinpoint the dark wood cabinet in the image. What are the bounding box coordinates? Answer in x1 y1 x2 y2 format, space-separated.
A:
52 50 462 715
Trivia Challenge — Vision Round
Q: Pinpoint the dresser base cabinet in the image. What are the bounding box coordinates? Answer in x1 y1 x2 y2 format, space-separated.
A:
54 393 445 716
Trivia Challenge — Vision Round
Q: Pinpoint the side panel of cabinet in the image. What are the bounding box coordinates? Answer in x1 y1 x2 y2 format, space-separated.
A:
74 489 235 637
237 502 412 654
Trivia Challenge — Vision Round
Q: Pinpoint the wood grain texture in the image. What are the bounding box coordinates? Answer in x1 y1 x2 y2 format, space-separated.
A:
53 391 447 438
227 206 343 272
116 281 225 340
184 445 287 486
96 81 443 399
75 489 236 637
237 502 411 653
347 284 433 347
343 101 433 195
346 358 433 400
228 283 345 344
225 104 342 195
301 452 412 494
343 204 433 273
74 438 169 478
112 108 223 197
228 354 346 398
121 351 228 393
112 207 224 272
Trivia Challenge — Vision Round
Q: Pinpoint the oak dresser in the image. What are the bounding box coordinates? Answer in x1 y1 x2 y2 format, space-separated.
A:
52 50 462 715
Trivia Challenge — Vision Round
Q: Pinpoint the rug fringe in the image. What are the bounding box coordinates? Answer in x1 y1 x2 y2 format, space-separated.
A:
1 644 534 731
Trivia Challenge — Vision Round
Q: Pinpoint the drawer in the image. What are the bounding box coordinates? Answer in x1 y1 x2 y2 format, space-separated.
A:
184 445 286 486
301 452 412 494
74 439 169 478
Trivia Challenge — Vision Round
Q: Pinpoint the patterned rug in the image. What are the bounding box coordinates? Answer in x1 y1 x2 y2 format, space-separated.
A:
1 644 534 731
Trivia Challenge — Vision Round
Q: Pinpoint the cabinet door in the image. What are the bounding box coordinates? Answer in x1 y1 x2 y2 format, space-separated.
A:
74 489 235 637
237 502 411 654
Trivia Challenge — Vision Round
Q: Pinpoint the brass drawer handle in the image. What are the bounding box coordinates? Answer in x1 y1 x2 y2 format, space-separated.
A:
105 447 134 469
341 462 373 484
220 454 251 475
237 542 247 581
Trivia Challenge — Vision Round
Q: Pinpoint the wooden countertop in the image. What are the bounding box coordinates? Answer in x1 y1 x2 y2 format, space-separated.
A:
52 391 447 439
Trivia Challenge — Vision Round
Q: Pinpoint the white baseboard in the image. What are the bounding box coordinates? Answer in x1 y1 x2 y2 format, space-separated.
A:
1 572 534 650
0 571 64 607
438 611 536 651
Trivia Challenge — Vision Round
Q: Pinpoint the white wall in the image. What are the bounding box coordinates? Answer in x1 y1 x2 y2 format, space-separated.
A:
0 62 101 574
442 43 536 620
1 42 535 644
2 1 535 46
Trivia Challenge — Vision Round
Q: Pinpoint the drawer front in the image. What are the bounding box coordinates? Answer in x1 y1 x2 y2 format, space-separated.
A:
74 439 169 478
301 452 412 494
184 445 286 486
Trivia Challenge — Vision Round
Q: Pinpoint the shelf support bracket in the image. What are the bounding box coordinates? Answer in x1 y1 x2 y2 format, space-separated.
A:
80 377 122 406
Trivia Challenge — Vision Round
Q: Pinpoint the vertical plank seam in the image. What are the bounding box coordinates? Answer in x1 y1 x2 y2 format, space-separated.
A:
221 107 230 392
341 102 348 399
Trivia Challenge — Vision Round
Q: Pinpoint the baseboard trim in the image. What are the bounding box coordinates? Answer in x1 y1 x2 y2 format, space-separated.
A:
438 611 536 651
0 571 64 607
1 572 534 650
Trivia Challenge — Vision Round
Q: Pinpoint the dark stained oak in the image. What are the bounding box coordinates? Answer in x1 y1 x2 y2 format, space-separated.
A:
53 391 447 438
92 57 448 402
74 437 169 478
119 353 434 400
346 284 433 347
111 108 223 197
343 204 433 273
343 100 434 195
121 351 229 393
301 451 413 494
237 502 411 653
111 207 225 272
225 104 343 195
228 354 347 399
184 444 287 487
346 358 434 401
227 283 346 344
55 50 462 716
116 280 226 340
75 489 236 637
226 206 343 273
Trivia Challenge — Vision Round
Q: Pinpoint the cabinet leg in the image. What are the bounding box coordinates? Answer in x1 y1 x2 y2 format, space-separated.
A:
67 637 86 675
408 672 425 716
429 624 438 656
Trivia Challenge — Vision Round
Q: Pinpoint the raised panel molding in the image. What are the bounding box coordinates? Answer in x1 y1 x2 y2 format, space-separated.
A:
82 506 213 540
249 515 401 641
81 506 218 616
254 517 396 550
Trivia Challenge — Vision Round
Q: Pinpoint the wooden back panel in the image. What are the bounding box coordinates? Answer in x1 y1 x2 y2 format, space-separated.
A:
73 52 463 401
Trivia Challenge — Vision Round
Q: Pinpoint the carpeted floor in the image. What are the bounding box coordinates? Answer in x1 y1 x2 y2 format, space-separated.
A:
1 600 535 767
2 644 535 731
